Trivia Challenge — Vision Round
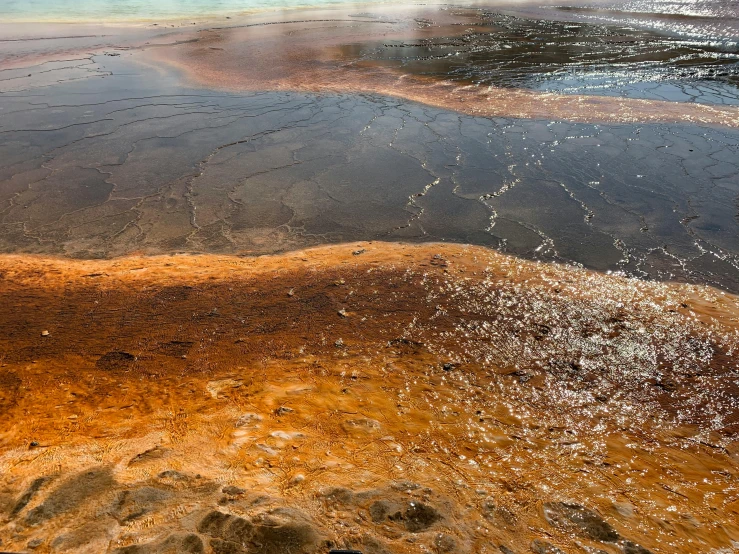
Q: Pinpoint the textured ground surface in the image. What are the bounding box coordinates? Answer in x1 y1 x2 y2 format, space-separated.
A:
1 242 738 554
2 4 739 553
1 47 739 290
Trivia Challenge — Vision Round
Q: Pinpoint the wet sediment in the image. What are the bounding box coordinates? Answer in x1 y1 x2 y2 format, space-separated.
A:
149 7 739 127
0 242 738 553
1 6 738 291
1 53 739 291
2 5 739 553
339 12 739 105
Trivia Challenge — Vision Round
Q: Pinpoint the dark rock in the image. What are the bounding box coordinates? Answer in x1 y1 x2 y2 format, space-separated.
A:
198 510 255 546
199 508 323 554
51 516 118 550
434 533 457 552
499 546 515 554
404 502 442 532
128 446 168 466
27 538 43 549
543 502 620 542
211 538 245 554
321 487 355 506
623 541 654 554
223 516 255 544
369 500 402 523
111 486 171 523
496 505 517 526
251 508 321 554
482 497 517 526
369 499 441 531
158 470 189 481
222 485 246 496
11 477 47 517
113 533 204 554
354 534 392 554
198 510 233 536
25 468 115 525
531 539 565 554
0 492 14 516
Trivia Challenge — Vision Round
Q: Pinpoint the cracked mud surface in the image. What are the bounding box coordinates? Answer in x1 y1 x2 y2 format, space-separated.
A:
1 48 738 291
0 243 738 553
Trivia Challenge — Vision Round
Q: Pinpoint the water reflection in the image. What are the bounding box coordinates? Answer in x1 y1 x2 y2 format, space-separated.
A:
344 12 739 104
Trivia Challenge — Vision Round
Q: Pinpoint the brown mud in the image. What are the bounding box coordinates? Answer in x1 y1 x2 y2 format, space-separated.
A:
1 242 738 553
